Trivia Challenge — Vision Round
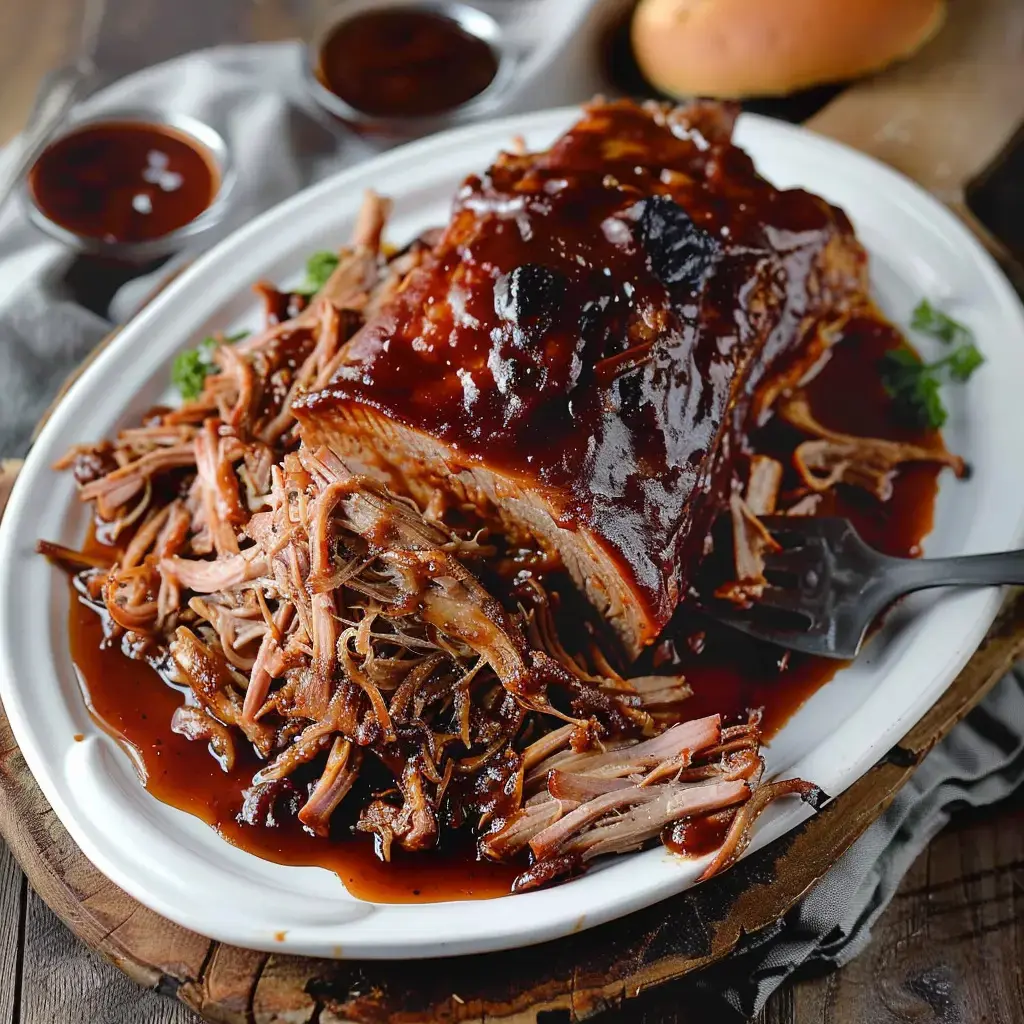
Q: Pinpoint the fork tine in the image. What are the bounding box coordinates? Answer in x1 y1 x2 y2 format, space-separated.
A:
762 544 823 576
759 515 845 540
704 517 871 660
755 585 819 619
701 602 836 657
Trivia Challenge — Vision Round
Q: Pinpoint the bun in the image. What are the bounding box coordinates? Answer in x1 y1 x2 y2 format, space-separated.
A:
631 0 945 99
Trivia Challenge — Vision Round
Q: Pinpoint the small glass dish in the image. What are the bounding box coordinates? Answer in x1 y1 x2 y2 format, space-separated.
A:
304 0 517 137
21 108 235 264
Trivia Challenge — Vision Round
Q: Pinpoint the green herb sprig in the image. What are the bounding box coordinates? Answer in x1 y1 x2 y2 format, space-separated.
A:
171 329 249 401
296 250 341 296
910 298 973 346
170 248 339 399
880 300 983 429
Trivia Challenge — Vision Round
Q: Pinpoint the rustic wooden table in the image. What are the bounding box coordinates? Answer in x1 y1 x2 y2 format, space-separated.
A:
0 1 1022 1022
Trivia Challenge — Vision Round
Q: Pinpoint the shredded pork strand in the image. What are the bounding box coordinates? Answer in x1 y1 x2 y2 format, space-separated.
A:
715 384 967 606
39 191 820 893
780 394 966 501
715 491 781 606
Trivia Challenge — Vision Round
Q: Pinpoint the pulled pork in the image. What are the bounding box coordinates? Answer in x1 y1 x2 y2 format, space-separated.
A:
780 394 966 501
716 388 966 604
42 192 820 891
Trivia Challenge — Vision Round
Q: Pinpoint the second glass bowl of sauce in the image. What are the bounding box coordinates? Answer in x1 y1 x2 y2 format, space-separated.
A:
308 2 509 134
24 110 232 262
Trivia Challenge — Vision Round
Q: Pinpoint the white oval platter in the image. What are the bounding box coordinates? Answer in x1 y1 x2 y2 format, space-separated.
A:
1 106 1023 959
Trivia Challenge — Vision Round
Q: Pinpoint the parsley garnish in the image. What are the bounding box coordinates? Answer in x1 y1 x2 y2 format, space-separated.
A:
880 300 983 429
171 330 249 400
296 250 340 296
880 343 984 429
171 348 210 401
910 299 972 346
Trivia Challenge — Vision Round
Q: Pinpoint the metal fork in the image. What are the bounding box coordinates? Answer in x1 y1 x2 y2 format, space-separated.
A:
706 517 1024 659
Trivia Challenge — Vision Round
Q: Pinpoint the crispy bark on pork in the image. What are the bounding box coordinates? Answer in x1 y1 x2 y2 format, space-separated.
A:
294 98 870 657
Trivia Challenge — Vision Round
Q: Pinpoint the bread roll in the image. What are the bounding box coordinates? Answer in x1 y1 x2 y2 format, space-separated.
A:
631 0 946 99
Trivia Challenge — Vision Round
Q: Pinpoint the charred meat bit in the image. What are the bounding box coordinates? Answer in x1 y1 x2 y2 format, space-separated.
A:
634 193 719 291
493 263 566 335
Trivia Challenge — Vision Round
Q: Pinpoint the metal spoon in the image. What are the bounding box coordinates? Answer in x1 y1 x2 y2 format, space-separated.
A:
0 0 106 215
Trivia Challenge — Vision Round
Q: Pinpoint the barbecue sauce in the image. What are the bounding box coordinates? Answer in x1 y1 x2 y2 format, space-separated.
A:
664 812 733 859
65 313 946 898
28 121 219 244
672 314 944 736
315 8 499 119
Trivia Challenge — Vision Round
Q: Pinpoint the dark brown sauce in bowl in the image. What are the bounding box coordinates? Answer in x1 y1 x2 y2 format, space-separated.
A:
313 6 501 125
26 117 225 257
65 315 947 900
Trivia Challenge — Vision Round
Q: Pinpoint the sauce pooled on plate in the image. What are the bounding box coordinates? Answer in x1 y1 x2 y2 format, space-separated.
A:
65 317 943 903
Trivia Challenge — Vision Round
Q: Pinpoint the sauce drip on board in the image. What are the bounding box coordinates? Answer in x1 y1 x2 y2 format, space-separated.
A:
66 316 945 902
28 121 219 245
316 8 499 119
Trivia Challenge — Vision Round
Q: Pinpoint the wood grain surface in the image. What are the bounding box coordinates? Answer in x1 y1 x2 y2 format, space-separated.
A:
0 0 1023 1022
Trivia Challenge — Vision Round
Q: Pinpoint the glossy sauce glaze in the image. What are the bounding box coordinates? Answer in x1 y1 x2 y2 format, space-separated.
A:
316 8 499 119
300 100 869 645
29 121 219 244
67 314 946 902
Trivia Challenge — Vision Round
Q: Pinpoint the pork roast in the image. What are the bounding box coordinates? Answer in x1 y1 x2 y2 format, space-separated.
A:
294 99 869 657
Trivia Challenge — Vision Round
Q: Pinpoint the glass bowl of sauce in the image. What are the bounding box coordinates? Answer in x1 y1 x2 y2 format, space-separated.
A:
24 110 232 262
307 1 509 134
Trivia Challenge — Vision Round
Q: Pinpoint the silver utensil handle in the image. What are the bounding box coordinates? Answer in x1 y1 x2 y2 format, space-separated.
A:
0 61 95 214
885 548 1024 595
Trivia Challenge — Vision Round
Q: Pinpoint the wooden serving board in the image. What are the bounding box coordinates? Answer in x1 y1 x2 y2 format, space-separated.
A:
0 0 1022 1020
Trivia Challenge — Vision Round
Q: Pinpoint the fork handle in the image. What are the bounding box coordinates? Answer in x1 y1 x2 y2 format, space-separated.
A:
882 548 1024 596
